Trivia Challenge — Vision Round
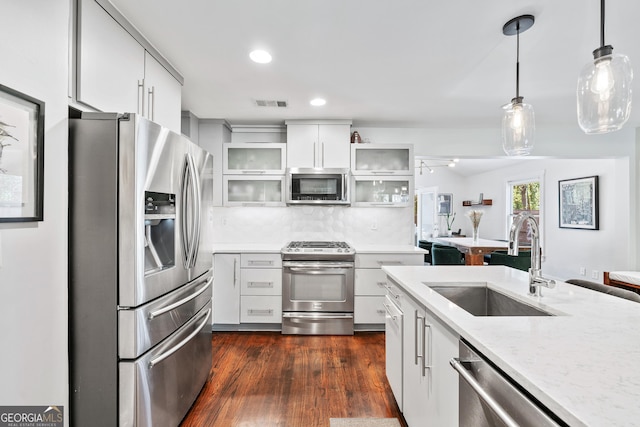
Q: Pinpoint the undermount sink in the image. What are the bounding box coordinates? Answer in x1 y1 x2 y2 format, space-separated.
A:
428 284 554 317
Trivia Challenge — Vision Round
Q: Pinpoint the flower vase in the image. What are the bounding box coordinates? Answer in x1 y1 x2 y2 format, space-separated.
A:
472 226 479 243
447 229 452 237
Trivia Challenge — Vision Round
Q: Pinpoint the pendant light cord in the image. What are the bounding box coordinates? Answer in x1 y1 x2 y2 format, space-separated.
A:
600 0 605 48
516 21 520 99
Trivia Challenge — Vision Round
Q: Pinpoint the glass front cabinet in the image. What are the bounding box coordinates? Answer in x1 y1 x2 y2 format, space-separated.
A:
351 176 413 207
223 176 286 206
223 143 286 175
350 144 414 176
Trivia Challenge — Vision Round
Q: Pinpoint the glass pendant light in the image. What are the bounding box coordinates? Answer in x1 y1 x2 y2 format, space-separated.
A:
502 15 535 156
577 0 633 134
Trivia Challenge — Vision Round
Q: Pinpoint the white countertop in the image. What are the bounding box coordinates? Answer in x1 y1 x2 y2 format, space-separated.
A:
381 265 640 427
212 243 426 254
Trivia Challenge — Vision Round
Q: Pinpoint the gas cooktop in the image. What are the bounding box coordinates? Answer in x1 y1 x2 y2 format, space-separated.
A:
281 241 355 261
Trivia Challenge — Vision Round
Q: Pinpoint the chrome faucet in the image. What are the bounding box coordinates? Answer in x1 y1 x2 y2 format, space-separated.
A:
508 212 556 296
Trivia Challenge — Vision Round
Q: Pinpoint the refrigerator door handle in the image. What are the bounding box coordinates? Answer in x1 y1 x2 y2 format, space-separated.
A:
148 308 211 369
181 153 200 269
189 156 202 268
180 156 192 268
147 275 212 320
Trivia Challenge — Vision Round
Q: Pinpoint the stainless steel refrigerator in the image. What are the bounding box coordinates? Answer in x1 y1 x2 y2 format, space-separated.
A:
69 113 213 427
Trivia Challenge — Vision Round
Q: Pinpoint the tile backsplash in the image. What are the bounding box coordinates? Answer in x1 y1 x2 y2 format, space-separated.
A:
210 206 414 246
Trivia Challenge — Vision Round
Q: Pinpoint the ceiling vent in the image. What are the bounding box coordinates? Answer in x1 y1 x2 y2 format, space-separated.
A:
255 99 288 108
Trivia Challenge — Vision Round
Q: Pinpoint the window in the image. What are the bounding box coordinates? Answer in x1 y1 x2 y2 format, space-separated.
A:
507 173 543 246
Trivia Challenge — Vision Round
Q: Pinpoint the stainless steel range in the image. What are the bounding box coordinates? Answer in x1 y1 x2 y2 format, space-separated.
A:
281 241 356 335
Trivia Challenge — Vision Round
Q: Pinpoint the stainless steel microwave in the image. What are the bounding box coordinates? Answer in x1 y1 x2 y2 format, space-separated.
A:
286 168 350 205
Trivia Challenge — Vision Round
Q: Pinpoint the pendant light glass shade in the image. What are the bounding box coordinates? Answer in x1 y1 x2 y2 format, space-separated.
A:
577 50 633 134
501 15 535 156
502 97 535 156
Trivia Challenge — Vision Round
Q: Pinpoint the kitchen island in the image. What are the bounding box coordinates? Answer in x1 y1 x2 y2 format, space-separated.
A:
381 265 640 427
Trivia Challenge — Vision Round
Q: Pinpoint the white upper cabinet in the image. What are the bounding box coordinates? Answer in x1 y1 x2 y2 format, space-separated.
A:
285 120 352 169
76 0 182 133
223 176 286 207
143 52 182 133
351 144 414 175
223 143 287 175
77 0 145 114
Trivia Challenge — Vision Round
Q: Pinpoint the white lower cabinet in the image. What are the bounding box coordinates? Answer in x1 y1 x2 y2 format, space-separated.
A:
354 253 424 327
401 287 458 427
213 253 240 325
354 296 386 324
239 253 282 324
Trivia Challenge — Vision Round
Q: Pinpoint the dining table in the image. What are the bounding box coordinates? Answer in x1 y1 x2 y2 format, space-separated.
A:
431 237 522 266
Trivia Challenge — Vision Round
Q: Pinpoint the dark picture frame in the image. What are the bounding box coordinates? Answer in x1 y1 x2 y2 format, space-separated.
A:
558 175 599 230
0 84 45 222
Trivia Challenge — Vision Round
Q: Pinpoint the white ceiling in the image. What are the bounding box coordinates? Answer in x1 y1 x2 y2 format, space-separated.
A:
108 0 640 131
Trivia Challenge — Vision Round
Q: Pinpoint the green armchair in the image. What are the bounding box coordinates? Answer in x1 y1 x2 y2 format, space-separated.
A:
431 244 465 265
488 250 531 272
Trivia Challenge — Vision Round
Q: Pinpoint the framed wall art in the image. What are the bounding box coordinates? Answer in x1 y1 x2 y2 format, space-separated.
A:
558 175 599 230
0 84 45 222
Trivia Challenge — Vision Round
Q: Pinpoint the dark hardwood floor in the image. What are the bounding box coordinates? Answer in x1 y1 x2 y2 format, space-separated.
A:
180 331 406 427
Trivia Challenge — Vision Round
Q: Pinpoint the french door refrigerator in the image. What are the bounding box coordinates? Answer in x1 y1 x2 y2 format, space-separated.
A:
69 113 213 427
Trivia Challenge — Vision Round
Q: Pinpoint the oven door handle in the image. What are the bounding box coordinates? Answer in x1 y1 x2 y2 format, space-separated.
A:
283 262 354 269
283 313 353 319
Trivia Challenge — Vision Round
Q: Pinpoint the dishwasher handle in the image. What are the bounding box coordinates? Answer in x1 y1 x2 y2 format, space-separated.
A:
450 357 520 427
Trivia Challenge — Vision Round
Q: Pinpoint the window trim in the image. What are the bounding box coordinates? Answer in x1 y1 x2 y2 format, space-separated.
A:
505 170 546 256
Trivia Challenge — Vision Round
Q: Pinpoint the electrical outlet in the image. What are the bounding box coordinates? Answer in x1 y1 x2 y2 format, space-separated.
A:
579 267 586 276
371 221 378 231
591 270 599 280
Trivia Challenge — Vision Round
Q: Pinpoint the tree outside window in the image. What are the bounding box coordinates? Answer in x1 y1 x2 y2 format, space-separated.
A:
511 181 540 245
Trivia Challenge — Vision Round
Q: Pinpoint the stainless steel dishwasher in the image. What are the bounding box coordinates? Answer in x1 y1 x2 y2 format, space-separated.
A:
450 340 566 427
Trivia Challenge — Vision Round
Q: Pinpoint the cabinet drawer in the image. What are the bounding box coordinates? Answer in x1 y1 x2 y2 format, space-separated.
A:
240 269 282 295
241 253 282 268
355 253 424 268
354 296 386 324
240 296 282 323
354 269 388 296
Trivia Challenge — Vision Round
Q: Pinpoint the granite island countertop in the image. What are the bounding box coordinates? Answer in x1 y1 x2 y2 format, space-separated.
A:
381 265 640 427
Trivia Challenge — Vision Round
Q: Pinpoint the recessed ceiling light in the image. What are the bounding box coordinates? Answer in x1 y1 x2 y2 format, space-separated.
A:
310 98 326 106
249 50 272 64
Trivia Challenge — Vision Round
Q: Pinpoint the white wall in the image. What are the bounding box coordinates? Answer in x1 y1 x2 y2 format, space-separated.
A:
416 158 630 282
0 0 69 423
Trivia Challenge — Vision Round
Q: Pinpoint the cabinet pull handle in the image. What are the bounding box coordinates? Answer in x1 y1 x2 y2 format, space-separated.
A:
248 309 274 316
248 260 274 266
371 170 396 174
377 260 403 265
241 170 266 174
376 281 387 287
147 86 155 120
415 310 424 367
247 281 274 288
137 80 144 116
233 258 237 287
424 323 432 375
384 284 400 300
376 309 386 315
